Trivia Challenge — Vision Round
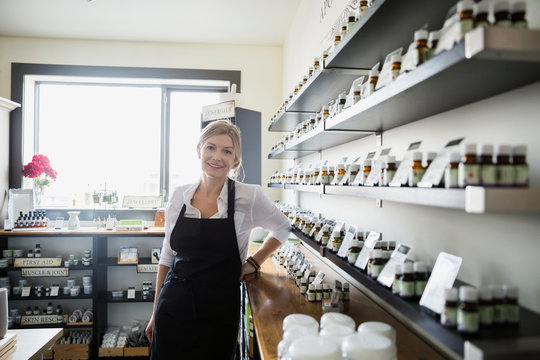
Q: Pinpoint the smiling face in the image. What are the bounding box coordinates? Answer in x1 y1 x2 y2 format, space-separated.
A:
198 134 236 181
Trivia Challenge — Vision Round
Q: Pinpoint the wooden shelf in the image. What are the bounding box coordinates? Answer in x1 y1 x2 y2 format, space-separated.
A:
286 67 367 112
102 257 154 266
292 229 540 359
268 111 313 132
324 0 456 69
9 293 94 301
326 27 540 133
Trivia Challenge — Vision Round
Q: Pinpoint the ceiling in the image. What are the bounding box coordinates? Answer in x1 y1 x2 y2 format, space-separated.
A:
0 0 302 45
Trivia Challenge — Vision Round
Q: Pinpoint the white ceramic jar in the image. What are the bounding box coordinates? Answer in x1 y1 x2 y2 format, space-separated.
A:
357 321 396 343
282 314 319 333
320 313 356 331
342 332 397 360
286 335 341 360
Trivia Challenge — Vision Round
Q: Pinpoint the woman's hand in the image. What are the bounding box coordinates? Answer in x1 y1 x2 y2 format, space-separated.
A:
240 261 258 281
145 316 155 343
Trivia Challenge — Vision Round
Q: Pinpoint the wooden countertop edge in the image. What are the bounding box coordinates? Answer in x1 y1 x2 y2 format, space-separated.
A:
0 228 165 236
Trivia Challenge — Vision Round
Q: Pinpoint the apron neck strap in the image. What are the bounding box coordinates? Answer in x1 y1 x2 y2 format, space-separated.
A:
227 178 235 219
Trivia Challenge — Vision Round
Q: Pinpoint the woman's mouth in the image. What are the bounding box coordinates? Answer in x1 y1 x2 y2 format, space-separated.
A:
208 162 224 169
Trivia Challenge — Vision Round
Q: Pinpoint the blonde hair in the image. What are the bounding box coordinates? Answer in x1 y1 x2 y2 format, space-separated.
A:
197 120 243 180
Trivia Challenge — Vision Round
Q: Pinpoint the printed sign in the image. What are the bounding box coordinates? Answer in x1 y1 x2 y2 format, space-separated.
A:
122 195 163 209
420 252 463 314
377 243 413 287
337 225 358 258
418 138 464 188
354 231 381 270
137 264 158 273
21 268 69 277
202 101 235 122
389 141 422 187
21 315 59 326
15 258 62 267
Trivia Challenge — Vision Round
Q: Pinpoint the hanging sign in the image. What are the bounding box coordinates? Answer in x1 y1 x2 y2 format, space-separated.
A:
15 258 62 267
21 268 69 277
202 101 236 122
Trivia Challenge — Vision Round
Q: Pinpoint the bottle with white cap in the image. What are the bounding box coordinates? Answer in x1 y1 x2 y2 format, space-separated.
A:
441 288 458 328
392 264 402 296
342 332 397 360
511 1 527 28
473 0 490 28
414 262 429 297
415 29 429 65
384 156 397 186
480 144 497 186
370 250 385 279
358 321 396 343
378 160 386 187
408 152 425 187
427 31 440 60
306 284 316 302
503 284 520 325
390 54 401 80
359 0 369 16
320 225 330 245
459 143 480 187
457 286 479 334
336 163 346 183
322 105 330 121
330 230 342 253
512 145 529 187
368 68 379 95
348 163 360 184
287 335 341 360
321 166 329 185
362 160 372 185
347 10 357 30
496 144 514 186
457 0 475 37
490 285 505 325
315 284 324 302
328 166 335 184
347 239 362 265
445 152 460 188
494 0 511 27
399 263 415 299
478 287 494 326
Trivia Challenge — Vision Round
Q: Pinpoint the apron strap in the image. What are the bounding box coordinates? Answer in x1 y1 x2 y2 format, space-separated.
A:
179 203 187 218
227 178 235 219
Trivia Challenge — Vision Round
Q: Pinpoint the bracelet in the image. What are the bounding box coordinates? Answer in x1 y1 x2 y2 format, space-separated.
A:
246 256 261 272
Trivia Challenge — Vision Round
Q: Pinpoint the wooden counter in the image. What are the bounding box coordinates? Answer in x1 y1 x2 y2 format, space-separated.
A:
245 244 447 360
0 227 165 236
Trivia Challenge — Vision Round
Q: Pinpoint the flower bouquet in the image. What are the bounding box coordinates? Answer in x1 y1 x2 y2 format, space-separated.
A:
22 154 57 204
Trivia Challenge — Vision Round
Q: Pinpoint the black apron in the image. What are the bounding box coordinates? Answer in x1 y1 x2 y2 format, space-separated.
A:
151 179 242 360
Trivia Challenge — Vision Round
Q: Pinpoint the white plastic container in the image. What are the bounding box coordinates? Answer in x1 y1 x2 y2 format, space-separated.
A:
286 335 341 360
282 314 319 333
319 324 354 347
342 332 397 360
320 313 355 331
357 321 396 343
278 326 319 359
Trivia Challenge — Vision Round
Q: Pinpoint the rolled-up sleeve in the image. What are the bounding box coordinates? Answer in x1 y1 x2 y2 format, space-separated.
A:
159 188 182 268
251 186 291 244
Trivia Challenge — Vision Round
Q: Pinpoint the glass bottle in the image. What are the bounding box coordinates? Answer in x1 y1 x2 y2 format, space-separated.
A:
503 285 520 325
474 1 490 28
511 1 527 28
312 221 322 239
378 160 386 187
342 283 350 301
512 145 529 187
323 283 331 300
478 287 494 326
369 68 379 95
457 286 479 334
458 0 475 37
306 284 316 302
328 166 335 184
347 11 357 30
441 288 458 328
400 263 415 299
321 166 329 185
392 264 403 296
491 285 505 325
384 156 397 186
322 106 330 121
340 21 348 38
366 250 375 277
359 0 369 16
347 240 362 265
370 250 384 279
337 93 347 114
334 30 341 47
480 144 497 187
336 163 346 184
496 144 514 187
408 152 424 187
427 31 439 60
316 284 323 301
391 54 401 80
348 164 360 184
313 57 320 70
415 29 428 66
330 230 342 253
300 277 307 294
34 244 42 257
362 160 372 185
459 143 480 187
494 1 511 27
320 225 330 245
445 152 460 188
414 262 428 297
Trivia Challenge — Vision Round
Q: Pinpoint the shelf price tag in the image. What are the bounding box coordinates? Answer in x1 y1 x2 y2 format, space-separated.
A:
377 243 413 287
389 141 422 187
21 286 31 297
50 286 60 297
354 232 381 270
419 138 464 188
419 252 462 314
127 287 136 300
337 225 358 258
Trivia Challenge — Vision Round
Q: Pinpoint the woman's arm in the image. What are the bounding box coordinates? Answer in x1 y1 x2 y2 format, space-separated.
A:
240 236 281 280
145 264 170 342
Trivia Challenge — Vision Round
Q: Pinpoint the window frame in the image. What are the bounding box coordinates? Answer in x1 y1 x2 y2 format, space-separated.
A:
9 63 241 201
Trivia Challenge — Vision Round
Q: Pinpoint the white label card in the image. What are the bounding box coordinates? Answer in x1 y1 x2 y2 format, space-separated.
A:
50 286 59 296
419 252 463 314
337 225 358 258
312 271 325 285
22 286 31 297
354 232 381 270
327 222 345 249
418 138 464 188
127 288 136 299
389 141 422 187
377 243 413 287
365 149 391 186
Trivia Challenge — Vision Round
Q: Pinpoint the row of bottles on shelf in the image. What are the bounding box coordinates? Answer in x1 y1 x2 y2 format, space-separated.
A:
269 0 529 135
1 275 93 298
7 305 92 328
0 246 93 268
270 142 529 188
278 202 521 334
13 210 49 229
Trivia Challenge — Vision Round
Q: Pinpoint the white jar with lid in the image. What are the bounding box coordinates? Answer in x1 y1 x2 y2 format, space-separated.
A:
319 324 354 347
357 321 396 343
282 314 319 333
278 326 319 360
286 336 341 360
320 313 355 331
342 332 397 360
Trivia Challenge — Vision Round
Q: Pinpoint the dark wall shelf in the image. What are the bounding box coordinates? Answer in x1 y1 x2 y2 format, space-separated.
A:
106 291 154 303
292 229 540 359
9 293 94 301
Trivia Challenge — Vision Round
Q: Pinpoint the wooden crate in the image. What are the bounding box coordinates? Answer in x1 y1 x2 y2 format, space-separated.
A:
54 342 90 360
42 344 54 359
124 347 150 357
98 347 123 357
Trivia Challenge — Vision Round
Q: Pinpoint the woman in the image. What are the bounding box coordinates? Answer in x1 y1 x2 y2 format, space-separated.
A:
146 120 290 359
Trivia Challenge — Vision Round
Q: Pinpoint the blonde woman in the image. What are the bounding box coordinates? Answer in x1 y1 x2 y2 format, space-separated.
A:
146 120 290 359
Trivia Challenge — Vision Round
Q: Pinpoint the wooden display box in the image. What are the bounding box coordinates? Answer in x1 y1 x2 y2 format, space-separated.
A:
124 347 150 357
98 347 123 357
54 342 91 360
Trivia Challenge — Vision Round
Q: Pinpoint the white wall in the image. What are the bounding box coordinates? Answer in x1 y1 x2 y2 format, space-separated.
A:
280 0 540 313
0 35 286 200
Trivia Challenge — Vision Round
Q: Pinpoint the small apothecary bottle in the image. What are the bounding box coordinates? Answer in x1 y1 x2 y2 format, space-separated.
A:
414 262 429 297
320 225 330 245
370 250 385 279
415 29 428 66
457 0 475 37
328 166 335 184
400 263 415 299
491 285 505 325
346 240 362 265
391 54 402 80
478 287 494 326
474 1 490 28
336 163 346 184
408 152 425 187
503 284 520 325
362 160 372 185
348 164 360 184
384 156 397 186
480 144 497 187
306 284 316 302
321 166 329 185
497 144 514 186
511 1 527 28
441 288 458 328
459 143 480 187
457 286 479 334
512 145 529 187
330 230 342 253
445 152 460 188
494 1 512 27
392 264 402 296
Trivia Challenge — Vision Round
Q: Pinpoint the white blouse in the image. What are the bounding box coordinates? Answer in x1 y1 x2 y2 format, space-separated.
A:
159 179 291 268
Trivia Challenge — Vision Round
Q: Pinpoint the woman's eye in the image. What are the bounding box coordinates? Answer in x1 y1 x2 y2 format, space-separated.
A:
224 150 232 154
207 145 215 150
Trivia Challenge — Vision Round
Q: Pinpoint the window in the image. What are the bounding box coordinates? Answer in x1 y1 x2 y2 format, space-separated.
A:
11 64 240 208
